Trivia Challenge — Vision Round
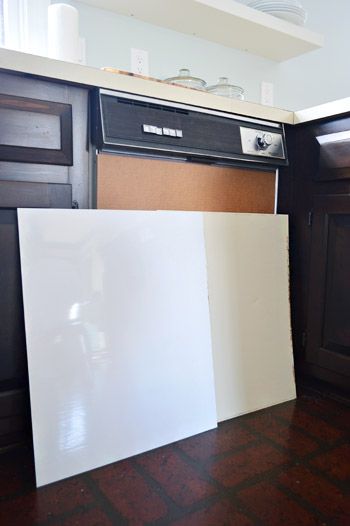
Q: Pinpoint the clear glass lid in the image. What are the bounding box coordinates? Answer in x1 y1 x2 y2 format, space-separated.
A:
207 77 245 100
164 68 207 90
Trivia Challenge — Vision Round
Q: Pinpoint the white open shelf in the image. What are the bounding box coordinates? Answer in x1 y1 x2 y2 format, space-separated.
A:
80 0 324 62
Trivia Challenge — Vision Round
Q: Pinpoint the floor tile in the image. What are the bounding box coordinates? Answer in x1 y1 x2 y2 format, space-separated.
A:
238 480 320 526
0 478 93 525
177 422 256 461
136 446 217 507
50 507 113 526
278 465 350 525
171 498 253 526
270 403 344 442
245 412 319 456
299 396 350 433
208 442 290 487
91 460 168 524
310 444 350 482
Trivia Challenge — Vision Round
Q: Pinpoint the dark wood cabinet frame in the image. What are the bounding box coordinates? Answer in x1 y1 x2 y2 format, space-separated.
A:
0 93 73 165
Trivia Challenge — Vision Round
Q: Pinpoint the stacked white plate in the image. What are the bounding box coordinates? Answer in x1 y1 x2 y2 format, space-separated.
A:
247 0 307 26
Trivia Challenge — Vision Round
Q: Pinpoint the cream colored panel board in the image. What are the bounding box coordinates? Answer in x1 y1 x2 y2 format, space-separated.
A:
204 213 296 421
18 209 217 487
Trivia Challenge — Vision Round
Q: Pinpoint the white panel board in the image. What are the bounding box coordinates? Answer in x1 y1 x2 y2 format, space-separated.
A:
204 213 296 422
18 209 217 487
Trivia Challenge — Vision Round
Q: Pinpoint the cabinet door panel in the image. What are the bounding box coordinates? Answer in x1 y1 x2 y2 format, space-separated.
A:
306 195 350 382
0 94 73 165
0 180 72 447
323 214 350 350
0 108 61 149
0 209 26 384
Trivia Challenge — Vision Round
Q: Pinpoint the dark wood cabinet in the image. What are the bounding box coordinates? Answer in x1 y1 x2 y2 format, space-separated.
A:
279 116 350 396
0 72 90 209
0 71 91 449
306 195 350 389
0 180 72 448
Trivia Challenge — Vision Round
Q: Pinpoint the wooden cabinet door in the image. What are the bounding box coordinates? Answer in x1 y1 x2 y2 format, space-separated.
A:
0 72 90 209
0 93 73 165
0 180 72 448
306 194 350 390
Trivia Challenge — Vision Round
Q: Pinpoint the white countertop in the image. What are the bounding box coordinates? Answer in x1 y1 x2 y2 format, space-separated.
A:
0 48 349 125
294 98 350 124
0 48 294 123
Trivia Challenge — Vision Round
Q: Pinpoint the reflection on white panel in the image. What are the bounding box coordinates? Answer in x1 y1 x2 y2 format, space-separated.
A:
18 209 217 487
204 213 296 422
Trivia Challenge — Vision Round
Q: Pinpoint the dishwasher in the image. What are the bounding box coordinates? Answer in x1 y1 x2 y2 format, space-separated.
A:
92 88 288 214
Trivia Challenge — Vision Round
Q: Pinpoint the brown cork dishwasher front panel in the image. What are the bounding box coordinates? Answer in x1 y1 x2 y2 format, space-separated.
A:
97 154 275 213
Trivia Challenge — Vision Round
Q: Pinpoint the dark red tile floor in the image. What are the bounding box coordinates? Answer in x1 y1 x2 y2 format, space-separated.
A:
0 393 349 525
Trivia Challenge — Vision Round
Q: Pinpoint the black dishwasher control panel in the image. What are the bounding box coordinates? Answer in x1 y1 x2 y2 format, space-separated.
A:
93 88 288 167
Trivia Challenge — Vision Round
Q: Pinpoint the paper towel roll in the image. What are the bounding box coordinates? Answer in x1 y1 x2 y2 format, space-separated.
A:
48 3 80 63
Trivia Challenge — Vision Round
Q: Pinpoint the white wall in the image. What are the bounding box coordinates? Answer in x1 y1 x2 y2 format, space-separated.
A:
58 0 278 105
276 0 350 109
52 0 350 110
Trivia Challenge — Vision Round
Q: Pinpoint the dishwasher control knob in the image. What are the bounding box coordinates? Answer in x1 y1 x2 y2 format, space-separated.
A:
256 132 273 150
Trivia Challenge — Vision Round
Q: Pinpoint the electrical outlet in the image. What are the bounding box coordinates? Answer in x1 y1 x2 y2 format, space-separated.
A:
131 48 149 76
261 81 274 107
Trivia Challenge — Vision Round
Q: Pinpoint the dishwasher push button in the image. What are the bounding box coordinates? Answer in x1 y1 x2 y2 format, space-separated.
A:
143 125 183 138
163 128 183 137
142 124 162 135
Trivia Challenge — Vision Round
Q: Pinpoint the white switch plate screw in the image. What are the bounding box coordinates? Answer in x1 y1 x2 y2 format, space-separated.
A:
261 81 274 107
131 48 149 76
